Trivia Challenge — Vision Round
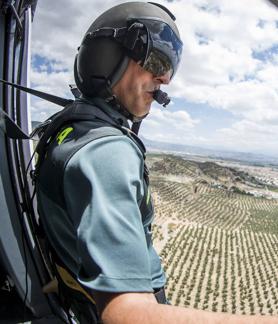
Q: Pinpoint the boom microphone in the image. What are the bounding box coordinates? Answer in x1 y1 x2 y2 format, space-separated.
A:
153 89 171 107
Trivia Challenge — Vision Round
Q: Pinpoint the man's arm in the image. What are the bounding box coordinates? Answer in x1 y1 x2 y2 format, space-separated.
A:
94 291 278 324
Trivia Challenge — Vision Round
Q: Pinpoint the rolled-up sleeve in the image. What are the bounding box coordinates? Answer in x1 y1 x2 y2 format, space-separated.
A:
63 135 154 293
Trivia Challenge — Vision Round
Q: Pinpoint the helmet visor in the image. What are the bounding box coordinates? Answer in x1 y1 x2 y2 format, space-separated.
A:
139 19 183 78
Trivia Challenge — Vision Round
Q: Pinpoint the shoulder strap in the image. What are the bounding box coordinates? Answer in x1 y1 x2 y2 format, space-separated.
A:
34 100 147 178
0 93 148 183
0 79 73 107
0 79 147 155
34 100 119 160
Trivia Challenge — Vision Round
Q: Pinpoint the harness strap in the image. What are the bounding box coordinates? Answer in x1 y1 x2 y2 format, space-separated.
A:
0 78 73 107
55 262 169 306
49 248 100 323
55 264 96 305
53 261 168 322
33 100 147 182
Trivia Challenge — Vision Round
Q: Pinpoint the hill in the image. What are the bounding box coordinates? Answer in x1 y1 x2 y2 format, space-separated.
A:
147 153 278 315
147 154 268 197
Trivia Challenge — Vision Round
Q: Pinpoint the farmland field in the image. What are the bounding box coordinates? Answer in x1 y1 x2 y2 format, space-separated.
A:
148 153 278 315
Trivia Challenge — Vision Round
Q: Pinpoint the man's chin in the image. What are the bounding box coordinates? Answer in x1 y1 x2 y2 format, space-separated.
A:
127 100 152 119
137 103 152 118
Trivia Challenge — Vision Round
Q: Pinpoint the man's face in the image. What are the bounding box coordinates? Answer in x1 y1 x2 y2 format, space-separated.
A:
112 59 171 117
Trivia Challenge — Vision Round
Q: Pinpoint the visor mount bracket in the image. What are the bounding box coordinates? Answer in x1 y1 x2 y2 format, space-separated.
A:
124 22 144 50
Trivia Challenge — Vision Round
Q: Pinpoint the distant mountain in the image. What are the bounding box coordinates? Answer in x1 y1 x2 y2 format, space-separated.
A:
142 137 278 166
29 123 277 166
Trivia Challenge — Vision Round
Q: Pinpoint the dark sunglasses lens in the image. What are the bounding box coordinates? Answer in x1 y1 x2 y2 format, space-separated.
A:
143 50 173 77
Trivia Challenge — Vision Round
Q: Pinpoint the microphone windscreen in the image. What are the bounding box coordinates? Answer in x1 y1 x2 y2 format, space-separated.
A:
153 90 171 107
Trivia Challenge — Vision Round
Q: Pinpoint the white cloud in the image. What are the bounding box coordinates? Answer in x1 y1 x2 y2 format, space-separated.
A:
215 119 278 155
141 106 199 143
30 99 62 122
257 62 278 88
168 0 278 105
181 80 278 123
31 69 73 96
30 0 278 156
30 67 74 121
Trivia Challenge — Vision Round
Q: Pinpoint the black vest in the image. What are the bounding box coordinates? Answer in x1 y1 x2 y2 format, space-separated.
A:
36 98 153 239
35 99 168 322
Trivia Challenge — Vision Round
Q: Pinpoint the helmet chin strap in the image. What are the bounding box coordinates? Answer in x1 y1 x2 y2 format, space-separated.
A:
131 119 144 135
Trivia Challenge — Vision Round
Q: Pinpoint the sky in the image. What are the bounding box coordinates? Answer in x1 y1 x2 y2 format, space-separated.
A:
30 0 278 157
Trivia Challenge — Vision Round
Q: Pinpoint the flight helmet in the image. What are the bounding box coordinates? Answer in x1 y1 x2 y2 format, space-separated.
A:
74 1 183 100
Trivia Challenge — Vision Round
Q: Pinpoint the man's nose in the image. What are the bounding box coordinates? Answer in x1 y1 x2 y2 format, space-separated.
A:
154 70 171 85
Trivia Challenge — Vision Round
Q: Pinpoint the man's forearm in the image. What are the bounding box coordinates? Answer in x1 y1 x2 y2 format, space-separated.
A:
100 293 278 324
121 303 278 324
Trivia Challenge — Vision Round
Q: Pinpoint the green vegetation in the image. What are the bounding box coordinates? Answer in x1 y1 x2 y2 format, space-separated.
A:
149 153 278 315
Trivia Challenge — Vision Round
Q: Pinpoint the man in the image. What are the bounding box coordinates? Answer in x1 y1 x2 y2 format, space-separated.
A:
36 2 278 323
